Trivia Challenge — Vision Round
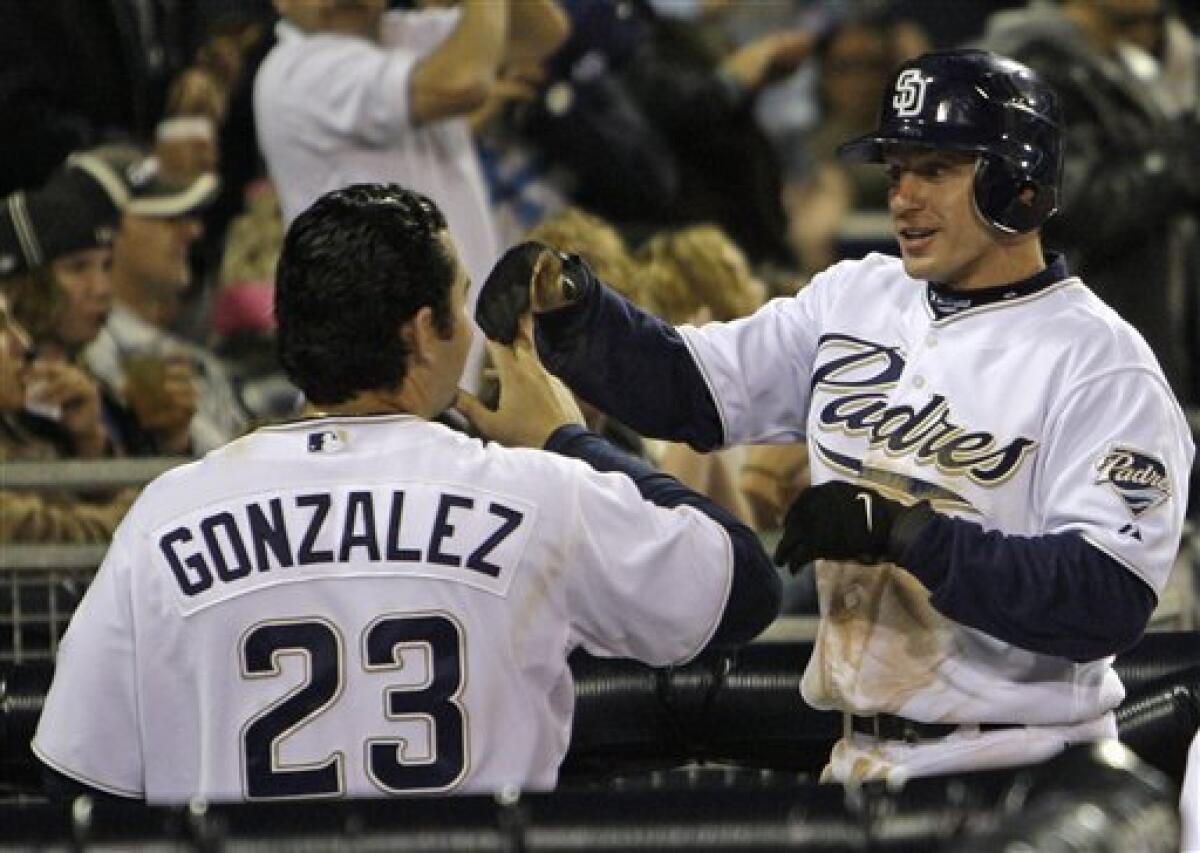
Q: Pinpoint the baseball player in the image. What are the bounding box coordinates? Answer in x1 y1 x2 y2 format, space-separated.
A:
32 184 781 803
524 49 1195 783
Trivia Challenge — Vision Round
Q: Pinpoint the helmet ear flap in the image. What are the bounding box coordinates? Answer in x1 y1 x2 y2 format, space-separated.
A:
973 155 1055 234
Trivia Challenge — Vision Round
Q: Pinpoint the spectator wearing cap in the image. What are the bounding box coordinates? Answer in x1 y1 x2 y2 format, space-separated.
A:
83 150 249 455
0 156 144 543
0 152 129 463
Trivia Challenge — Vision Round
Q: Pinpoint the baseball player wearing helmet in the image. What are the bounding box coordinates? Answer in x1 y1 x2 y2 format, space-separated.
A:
528 49 1195 783
31 184 781 803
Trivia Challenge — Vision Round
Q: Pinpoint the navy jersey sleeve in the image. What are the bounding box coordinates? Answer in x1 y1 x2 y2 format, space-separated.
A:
896 514 1157 662
545 425 781 646
534 268 725 451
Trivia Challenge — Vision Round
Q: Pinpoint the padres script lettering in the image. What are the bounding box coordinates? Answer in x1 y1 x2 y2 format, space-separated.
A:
813 334 1036 484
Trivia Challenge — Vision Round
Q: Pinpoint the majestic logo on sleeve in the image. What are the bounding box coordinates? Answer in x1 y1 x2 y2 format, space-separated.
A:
811 335 1037 503
1095 446 1171 518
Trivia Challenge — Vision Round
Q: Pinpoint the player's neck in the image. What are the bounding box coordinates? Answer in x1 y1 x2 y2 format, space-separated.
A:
319 389 413 420
945 238 1046 292
318 376 449 421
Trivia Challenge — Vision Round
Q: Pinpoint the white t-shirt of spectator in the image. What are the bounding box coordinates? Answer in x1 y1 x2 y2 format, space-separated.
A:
258 10 501 391
254 10 501 388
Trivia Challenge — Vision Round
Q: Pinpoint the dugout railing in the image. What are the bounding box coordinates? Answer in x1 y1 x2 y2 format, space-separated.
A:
0 741 1183 852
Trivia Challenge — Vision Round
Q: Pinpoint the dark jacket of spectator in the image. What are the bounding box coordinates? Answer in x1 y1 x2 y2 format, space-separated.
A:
0 0 184 195
980 6 1200 405
527 0 796 265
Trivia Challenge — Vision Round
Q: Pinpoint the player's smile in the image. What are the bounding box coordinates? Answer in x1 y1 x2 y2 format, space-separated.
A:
896 225 938 255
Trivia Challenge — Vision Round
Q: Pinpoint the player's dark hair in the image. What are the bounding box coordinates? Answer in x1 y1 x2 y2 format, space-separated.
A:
275 184 455 405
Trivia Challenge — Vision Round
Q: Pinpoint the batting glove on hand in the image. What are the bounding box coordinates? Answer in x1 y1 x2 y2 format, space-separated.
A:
476 241 546 345
772 481 933 573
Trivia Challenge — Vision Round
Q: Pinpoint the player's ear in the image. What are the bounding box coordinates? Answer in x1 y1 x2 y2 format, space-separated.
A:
406 306 438 366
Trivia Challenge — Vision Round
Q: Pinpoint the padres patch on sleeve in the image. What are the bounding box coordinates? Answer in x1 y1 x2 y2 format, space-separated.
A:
1094 446 1171 517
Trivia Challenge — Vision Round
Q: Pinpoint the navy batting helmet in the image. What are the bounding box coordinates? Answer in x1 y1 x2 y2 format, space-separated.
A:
838 49 1064 234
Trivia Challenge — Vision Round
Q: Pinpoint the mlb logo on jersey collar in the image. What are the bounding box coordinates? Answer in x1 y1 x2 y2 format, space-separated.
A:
308 429 348 453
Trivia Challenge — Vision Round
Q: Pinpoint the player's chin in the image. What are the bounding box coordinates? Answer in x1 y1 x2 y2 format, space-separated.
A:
899 253 937 281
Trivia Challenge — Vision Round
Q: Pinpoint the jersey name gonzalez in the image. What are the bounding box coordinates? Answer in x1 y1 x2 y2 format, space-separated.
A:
811 333 1037 492
157 483 532 611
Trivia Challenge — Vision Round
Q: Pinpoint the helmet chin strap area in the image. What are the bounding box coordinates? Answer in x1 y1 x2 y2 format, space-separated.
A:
973 155 1052 235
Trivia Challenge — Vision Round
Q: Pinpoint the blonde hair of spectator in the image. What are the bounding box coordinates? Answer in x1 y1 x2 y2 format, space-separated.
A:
526 208 644 305
638 225 765 324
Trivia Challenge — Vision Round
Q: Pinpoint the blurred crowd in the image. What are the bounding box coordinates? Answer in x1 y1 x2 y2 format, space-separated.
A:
0 0 1196 582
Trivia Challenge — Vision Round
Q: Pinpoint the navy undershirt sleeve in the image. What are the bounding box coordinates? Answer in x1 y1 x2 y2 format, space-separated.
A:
897 513 1157 662
545 424 781 646
534 269 725 451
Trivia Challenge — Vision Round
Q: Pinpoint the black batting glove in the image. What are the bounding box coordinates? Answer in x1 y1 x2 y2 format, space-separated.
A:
773 481 935 573
475 241 547 345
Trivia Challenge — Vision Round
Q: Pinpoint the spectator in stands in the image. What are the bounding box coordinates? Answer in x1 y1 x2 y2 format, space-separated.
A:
81 146 248 455
210 178 303 424
155 71 225 184
979 0 1200 406
0 158 144 542
254 0 569 391
0 0 186 195
0 152 128 461
637 224 766 325
0 295 138 544
526 0 812 265
158 10 277 344
782 161 854 286
802 12 927 211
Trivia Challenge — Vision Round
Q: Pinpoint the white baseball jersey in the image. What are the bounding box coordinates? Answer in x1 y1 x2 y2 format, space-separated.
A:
1183 729 1200 853
680 253 1193 777
33 415 733 803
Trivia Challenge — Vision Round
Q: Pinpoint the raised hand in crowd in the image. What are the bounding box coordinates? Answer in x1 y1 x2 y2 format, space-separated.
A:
123 352 198 455
720 30 815 93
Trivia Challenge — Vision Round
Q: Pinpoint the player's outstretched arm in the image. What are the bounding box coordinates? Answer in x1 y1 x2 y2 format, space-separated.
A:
456 319 781 647
777 481 1158 662
521 247 726 451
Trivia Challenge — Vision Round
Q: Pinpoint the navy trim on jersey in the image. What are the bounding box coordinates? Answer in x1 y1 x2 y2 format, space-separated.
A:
898 513 1156 662
926 253 1069 319
535 268 725 451
544 424 781 646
